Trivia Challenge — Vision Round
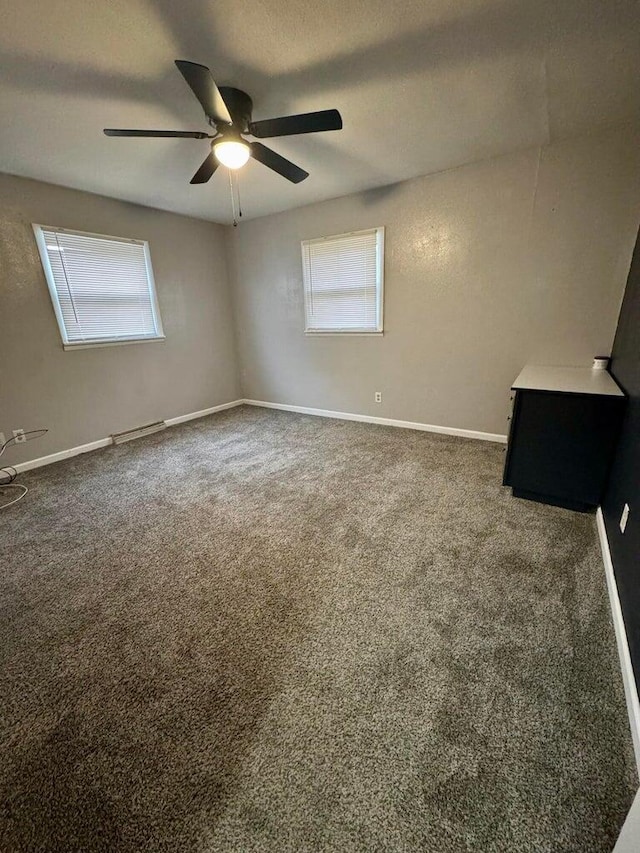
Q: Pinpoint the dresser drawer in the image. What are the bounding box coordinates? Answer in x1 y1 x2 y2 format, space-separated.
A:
503 388 625 510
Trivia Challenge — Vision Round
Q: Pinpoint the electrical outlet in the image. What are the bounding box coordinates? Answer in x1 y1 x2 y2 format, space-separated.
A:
0 432 5 449
12 429 26 444
375 391 382 403
620 503 630 534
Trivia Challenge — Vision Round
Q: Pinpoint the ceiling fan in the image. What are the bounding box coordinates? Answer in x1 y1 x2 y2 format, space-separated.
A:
104 60 343 185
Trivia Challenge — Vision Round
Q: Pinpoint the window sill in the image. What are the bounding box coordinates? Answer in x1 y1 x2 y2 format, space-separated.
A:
304 331 383 337
63 336 166 351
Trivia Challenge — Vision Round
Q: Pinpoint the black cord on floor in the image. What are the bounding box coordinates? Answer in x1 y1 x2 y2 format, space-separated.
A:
0 429 48 509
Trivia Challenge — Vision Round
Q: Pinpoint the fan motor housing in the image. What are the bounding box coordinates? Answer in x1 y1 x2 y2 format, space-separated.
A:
217 87 253 132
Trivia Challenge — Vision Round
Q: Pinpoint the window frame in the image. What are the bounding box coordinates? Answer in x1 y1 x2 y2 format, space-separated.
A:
301 226 385 336
32 224 165 351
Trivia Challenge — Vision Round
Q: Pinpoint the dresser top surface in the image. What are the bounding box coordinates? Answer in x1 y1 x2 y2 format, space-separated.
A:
512 365 624 397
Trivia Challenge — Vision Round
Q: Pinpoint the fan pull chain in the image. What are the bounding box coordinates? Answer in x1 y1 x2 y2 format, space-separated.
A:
236 173 243 221
228 168 238 227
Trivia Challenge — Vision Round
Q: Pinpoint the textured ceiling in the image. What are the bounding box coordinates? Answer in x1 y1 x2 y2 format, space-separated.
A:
0 0 639 223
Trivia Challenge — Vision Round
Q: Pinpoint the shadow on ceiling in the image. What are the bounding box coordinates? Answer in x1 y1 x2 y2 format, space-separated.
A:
2 0 637 116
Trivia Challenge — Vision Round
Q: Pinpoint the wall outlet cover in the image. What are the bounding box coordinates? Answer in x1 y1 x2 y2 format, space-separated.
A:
12 429 26 444
620 503 630 534
375 392 382 403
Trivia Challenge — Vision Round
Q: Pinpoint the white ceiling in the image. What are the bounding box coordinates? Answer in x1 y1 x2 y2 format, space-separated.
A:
1 0 638 223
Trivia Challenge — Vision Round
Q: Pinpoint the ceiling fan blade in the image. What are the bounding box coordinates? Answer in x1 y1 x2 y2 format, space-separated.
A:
250 142 309 183
190 151 219 184
104 129 212 138
249 109 342 138
175 60 232 125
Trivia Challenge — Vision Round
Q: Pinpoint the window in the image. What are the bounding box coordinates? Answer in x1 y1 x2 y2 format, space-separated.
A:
301 227 384 333
33 225 164 349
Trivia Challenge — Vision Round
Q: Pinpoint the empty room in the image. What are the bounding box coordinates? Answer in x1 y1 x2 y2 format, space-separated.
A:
2 0 640 850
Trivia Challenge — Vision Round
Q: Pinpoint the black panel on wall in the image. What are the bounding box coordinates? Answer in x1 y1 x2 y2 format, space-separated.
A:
603 228 640 685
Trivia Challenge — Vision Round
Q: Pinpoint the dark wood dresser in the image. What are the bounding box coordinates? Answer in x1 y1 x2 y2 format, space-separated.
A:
503 366 626 511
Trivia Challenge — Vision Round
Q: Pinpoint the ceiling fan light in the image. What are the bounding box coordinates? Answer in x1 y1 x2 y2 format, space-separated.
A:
214 139 250 169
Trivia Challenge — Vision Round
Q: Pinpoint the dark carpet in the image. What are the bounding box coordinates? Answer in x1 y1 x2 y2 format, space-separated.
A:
0 406 636 852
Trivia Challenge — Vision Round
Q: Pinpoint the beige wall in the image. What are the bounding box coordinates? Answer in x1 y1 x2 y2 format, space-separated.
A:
228 128 640 436
0 174 239 466
2 127 639 466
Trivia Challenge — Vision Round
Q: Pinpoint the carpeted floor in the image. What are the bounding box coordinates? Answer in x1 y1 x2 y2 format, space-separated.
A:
0 405 636 852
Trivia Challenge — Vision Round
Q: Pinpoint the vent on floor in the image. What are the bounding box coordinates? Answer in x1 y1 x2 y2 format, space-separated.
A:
111 421 167 445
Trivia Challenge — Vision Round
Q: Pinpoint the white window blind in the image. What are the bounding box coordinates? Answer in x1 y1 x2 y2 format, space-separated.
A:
33 225 164 348
301 227 384 333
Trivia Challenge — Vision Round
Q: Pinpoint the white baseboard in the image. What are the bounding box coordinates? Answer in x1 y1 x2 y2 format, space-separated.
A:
596 507 640 774
242 399 508 443
13 437 113 474
613 788 640 852
12 399 244 474
10 397 502 473
164 399 243 427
